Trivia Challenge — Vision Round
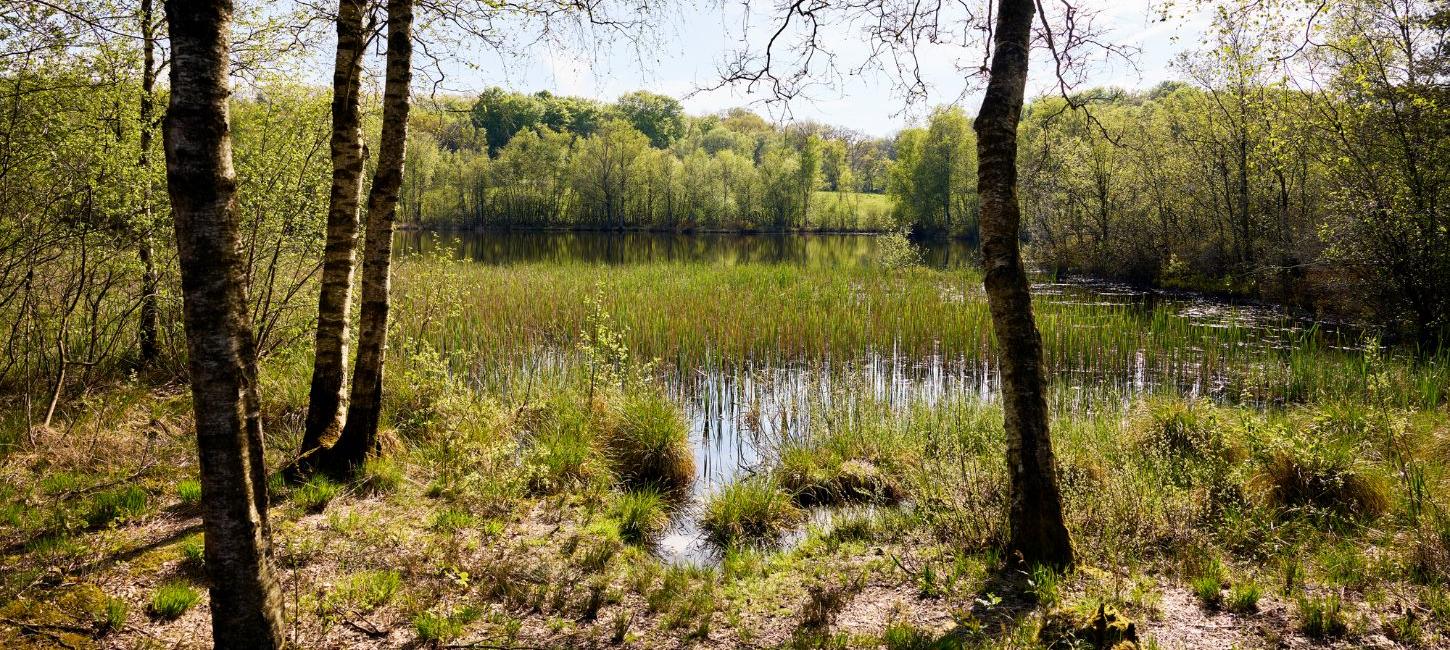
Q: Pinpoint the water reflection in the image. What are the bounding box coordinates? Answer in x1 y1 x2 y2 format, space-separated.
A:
395 230 980 269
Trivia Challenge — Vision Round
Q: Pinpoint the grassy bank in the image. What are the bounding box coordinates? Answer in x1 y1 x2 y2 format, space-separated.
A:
2 351 1448 647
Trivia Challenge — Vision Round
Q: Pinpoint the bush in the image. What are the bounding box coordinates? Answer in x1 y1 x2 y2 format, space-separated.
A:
1255 439 1388 520
612 489 670 544
597 391 695 495
148 581 200 620
700 477 802 547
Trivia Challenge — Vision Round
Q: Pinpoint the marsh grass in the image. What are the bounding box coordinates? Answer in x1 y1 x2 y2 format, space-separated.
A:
595 390 694 495
392 257 1448 409
611 489 669 544
701 478 803 547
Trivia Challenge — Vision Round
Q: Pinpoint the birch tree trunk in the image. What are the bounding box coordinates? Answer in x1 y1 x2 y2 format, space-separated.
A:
137 0 159 365
323 0 412 475
161 1 286 645
297 0 369 473
973 0 1074 569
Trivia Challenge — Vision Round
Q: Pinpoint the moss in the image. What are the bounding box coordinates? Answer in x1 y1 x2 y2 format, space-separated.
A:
1039 603 1138 649
0 583 110 647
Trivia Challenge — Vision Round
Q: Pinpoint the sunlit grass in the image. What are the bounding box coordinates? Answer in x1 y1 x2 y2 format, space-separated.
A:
392 256 1448 409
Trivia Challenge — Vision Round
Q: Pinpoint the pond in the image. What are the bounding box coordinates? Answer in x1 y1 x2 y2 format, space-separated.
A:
394 230 1361 564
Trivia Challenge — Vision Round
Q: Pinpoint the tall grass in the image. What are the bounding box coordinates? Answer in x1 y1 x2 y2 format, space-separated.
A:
391 256 1448 408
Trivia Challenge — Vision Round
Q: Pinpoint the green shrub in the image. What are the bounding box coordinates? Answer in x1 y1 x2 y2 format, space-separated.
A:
612 489 670 544
148 581 200 620
175 479 202 505
700 477 802 547
86 486 148 527
295 475 341 513
597 391 695 495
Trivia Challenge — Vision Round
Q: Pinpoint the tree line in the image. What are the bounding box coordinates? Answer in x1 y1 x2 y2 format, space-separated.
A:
1015 0 1448 347
400 88 896 231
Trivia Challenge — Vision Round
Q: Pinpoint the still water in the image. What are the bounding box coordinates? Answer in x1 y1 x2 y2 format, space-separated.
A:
395 229 981 269
396 231 1331 563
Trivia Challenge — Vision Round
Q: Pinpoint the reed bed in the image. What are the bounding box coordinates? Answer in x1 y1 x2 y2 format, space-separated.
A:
392 255 1449 408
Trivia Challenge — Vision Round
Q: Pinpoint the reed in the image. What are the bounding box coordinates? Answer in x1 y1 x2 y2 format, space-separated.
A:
391 255 1449 409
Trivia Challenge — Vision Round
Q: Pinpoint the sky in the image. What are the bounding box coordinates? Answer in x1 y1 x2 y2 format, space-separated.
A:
407 0 1212 137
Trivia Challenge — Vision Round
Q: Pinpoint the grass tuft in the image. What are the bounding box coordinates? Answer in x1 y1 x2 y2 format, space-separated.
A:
596 390 695 495
86 486 148 527
611 488 670 544
148 581 199 620
294 475 342 513
175 479 202 506
701 477 803 547
1256 440 1388 520
360 455 404 494
1226 580 1261 613
1297 592 1348 638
